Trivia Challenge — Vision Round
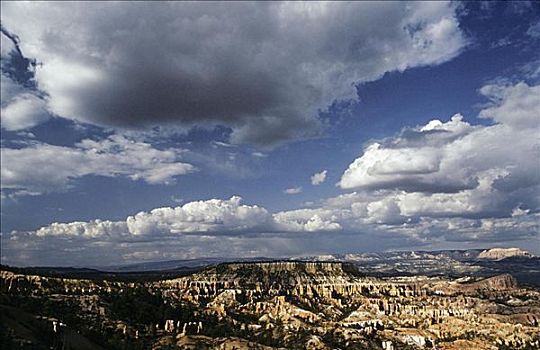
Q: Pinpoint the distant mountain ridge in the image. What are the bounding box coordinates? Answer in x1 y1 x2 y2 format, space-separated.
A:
3 247 537 285
102 247 534 272
301 247 535 262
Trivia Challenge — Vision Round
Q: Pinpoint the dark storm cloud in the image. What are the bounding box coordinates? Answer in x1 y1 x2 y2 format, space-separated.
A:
1 2 466 145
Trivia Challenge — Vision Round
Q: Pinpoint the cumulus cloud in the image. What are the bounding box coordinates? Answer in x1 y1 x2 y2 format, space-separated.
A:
337 81 539 240
17 196 347 242
3 81 538 265
365 198 410 225
17 74 539 242
0 1 466 145
273 208 343 232
36 220 129 239
28 196 273 239
311 170 328 185
339 114 479 192
1 134 195 196
284 187 302 195
126 196 272 235
3 196 355 265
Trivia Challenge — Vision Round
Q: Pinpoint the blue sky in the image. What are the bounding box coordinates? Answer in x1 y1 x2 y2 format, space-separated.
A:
1 1 539 266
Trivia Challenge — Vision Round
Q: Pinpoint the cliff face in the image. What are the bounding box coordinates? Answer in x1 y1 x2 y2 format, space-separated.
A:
464 274 518 291
156 261 428 304
164 261 359 287
216 261 351 275
209 261 357 285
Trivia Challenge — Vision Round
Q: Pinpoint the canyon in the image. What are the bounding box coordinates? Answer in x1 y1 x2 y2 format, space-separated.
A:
1 255 539 349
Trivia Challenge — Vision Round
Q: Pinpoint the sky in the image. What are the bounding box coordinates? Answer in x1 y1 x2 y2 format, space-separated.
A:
1 1 539 267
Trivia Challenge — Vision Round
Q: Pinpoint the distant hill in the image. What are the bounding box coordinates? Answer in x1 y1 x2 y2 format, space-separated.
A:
478 247 532 260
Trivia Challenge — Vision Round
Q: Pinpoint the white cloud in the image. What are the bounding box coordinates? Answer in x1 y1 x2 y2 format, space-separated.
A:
21 196 273 240
273 208 343 232
0 92 48 130
365 198 409 225
1 25 48 131
479 82 540 129
383 214 539 243
3 82 538 266
311 170 327 185
35 220 129 239
0 76 49 130
15 196 341 241
212 141 236 148
126 196 272 235
252 152 267 158
1 134 195 196
284 186 302 195
0 1 466 145
337 81 539 239
339 114 478 192
18 196 347 244
303 215 342 232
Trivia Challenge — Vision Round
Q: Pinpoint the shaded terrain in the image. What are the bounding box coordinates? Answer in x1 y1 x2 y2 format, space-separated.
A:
1 257 540 349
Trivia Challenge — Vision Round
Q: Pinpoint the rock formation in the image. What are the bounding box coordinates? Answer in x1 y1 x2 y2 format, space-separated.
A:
478 247 532 260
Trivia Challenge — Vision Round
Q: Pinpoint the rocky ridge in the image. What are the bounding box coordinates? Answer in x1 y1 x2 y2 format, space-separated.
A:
478 247 532 260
